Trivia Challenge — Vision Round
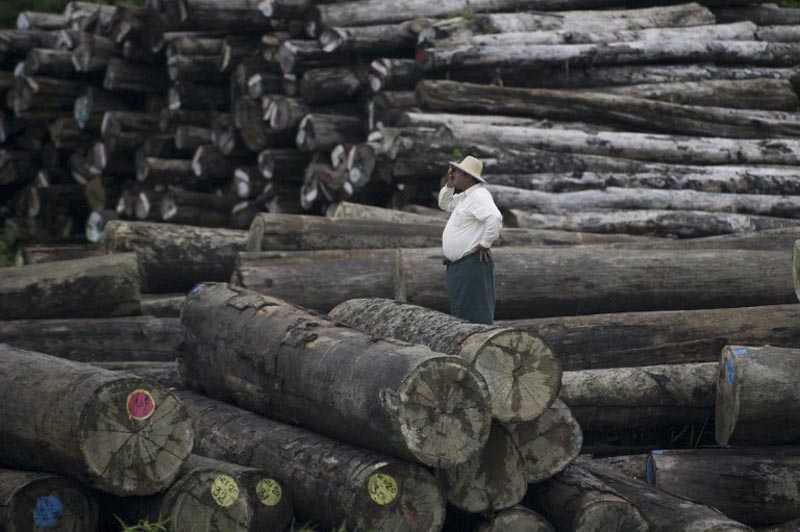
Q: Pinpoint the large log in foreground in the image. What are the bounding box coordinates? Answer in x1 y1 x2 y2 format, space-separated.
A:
0 253 140 320
502 304 800 370
181 391 447 531
0 316 181 362
396 247 795 319
716 345 800 446
584 462 752 532
329 298 560 422
101 220 248 293
647 449 800 526
0 344 193 496
179 283 492 468
0 469 99 532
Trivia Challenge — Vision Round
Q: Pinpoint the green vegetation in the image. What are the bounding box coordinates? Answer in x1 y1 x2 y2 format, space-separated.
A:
0 0 143 28
778 0 800 7
0 223 29 268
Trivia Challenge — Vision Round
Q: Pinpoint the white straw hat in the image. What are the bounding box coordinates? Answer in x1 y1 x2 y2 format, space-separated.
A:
449 155 486 184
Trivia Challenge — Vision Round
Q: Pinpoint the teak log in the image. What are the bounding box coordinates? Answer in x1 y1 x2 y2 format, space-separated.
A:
101 220 248 293
0 316 181 362
504 398 583 484
716 345 800 446
0 469 98 532
0 253 140 320
180 283 492 468
646 448 800 526
0 344 192 496
179 391 447 531
396 247 796 319
502 304 800 370
524 464 648 531
329 298 560 423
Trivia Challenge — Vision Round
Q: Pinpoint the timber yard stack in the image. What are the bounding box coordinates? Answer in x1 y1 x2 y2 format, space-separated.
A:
5 0 800 531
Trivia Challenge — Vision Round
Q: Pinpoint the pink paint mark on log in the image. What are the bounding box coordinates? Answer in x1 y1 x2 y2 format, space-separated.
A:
127 389 156 420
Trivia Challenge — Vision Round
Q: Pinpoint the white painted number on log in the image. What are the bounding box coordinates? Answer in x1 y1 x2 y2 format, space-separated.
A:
211 475 239 508
256 478 282 506
368 473 398 505
126 389 156 421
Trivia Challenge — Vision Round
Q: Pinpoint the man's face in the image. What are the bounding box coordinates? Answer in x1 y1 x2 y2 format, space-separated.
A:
449 166 473 190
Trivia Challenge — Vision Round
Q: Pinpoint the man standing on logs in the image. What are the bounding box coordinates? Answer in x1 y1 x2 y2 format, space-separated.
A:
439 155 503 324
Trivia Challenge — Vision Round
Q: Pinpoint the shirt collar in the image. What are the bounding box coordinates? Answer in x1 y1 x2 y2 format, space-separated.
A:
462 183 483 197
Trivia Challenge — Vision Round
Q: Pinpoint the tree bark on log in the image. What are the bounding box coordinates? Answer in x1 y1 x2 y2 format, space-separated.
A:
0 469 98 532
561 362 716 433
19 243 103 264
232 250 396 311
103 57 168 93
140 293 185 318
503 304 800 371
0 344 193 496
490 185 800 218
0 316 180 363
178 391 447 531
295 113 365 152
504 398 582 484
180 283 492 468
583 462 752 532
646 449 800 526
368 58 424 92
508 209 800 238
478 507 555 532
524 464 648 531
320 19 431 53
100 454 293 532
0 253 140 320
101 220 248 293
258 149 309 180
436 422 527 513
715 4 800 25
416 80 800 139
716 345 800 446
299 65 365 104
330 201 447 224
329 298 560 423
396 247 796 319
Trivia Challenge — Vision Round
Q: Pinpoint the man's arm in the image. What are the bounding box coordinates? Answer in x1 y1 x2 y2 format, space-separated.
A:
438 184 456 212
470 190 503 260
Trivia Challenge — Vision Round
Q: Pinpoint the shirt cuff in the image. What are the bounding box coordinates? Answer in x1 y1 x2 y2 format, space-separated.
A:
478 240 492 249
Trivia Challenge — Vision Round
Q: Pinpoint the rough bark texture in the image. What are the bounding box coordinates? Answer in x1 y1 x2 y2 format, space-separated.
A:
504 398 582 484
232 250 396 312
647 449 800 526
94 361 182 389
0 316 181 362
179 391 447 531
435 422 527 513
100 454 293 532
502 304 800 370
524 464 649 531
20 243 104 264
477 507 555 532
329 298 560 422
0 253 141 320
715 345 800 446
396 247 795 319
179 283 492 468
0 469 98 532
584 462 752 532
330 201 448 224
101 220 248 293
140 293 185 317
0 344 193 496
561 362 717 432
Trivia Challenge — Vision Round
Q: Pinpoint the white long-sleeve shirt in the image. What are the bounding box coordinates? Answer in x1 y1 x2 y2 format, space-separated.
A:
438 184 503 262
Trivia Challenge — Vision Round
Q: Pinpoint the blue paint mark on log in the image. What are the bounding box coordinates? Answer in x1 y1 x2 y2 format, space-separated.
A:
33 495 63 528
727 359 735 388
733 348 749 357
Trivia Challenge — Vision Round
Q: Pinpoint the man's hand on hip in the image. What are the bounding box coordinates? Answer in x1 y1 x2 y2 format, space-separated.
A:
476 245 491 262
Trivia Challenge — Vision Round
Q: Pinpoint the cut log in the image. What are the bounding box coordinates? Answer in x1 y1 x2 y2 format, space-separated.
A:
160 190 238 227
478 507 554 532
646 449 800 526
100 454 293 532
277 39 351 74
180 283 492 468
258 0 311 18
0 316 180 362
169 81 228 111
330 201 446 224
503 304 800 370
715 3 800 25
395 247 796 319
368 58 424 92
584 462 752 532
562 363 716 433
103 57 168 92
490 186 800 218
101 220 248 293
436 422 527 512
416 80 800 139
16 11 67 31
178 391 447 531
508 209 800 238
296 113 365 151
0 469 98 532
299 65 365 104
0 344 192 496
232 249 396 311
140 293 185 318
320 19 431 53
716 345 800 446
192 145 252 180
21 48 76 78
71 33 118 73
175 125 213 150
524 464 648 531
0 253 140 320
329 298 560 422
19 243 103 264
504 398 583 484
